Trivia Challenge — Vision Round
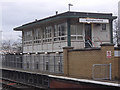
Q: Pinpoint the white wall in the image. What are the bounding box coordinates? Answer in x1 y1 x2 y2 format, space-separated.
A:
92 23 110 47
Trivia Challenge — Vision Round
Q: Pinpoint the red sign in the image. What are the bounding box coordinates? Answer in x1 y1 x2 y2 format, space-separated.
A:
107 51 111 58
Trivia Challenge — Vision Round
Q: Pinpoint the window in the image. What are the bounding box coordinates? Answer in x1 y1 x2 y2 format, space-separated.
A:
23 31 32 45
43 26 52 43
35 62 39 69
26 62 29 69
33 29 41 44
54 23 66 41
71 24 83 40
58 25 66 36
45 62 49 71
54 25 58 37
58 62 62 72
102 24 106 30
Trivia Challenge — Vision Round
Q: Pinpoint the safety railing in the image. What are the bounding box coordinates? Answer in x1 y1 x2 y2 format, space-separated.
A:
2 54 63 74
92 63 112 80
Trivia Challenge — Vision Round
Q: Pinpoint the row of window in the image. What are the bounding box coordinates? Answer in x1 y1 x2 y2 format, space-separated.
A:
23 23 107 45
23 23 67 44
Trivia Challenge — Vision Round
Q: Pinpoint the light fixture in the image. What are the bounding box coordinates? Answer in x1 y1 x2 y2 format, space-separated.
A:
56 52 59 54
45 52 48 54
36 52 38 54
87 22 90 24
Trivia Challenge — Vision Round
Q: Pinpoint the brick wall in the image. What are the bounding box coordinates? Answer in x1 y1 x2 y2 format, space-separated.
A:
63 43 120 80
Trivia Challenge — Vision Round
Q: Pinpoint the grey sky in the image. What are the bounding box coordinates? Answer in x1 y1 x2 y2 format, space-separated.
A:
0 0 120 41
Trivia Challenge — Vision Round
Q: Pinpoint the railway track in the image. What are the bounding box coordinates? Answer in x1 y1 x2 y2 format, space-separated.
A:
0 78 45 90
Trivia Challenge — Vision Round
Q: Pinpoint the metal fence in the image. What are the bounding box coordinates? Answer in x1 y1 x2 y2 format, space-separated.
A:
2 54 63 74
92 64 111 80
2 70 49 88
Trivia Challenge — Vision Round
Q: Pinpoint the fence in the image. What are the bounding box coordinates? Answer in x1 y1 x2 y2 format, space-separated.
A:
2 54 63 74
92 64 111 80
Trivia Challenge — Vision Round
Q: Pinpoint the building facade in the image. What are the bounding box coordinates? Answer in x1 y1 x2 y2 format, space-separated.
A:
14 11 117 74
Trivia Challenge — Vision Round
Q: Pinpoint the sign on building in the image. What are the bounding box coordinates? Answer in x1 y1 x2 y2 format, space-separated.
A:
79 18 109 23
106 51 112 58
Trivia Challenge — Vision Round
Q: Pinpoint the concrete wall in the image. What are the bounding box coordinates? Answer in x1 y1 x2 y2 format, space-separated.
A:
93 23 110 47
63 44 120 80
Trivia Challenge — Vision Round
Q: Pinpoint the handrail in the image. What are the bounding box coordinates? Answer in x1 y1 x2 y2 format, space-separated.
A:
94 37 102 44
88 37 95 47
86 40 93 47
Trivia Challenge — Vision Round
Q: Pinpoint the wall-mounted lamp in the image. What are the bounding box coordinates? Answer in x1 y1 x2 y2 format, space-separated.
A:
87 22 90 24
36 52 38 54
45 52 48 54
56 52 59 54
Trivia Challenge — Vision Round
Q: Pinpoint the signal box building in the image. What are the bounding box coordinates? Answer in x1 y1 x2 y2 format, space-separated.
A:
14 11 116 53
14 11 117 74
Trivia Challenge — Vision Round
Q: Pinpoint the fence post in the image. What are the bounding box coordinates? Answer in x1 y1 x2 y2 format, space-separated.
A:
109 63 112 80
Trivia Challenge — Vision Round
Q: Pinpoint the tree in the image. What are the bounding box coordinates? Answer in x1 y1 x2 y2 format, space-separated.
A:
1 40 12 54
1 36 22 54
113 19 120 46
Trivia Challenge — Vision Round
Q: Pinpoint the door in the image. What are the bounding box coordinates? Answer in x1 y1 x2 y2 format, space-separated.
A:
85 24 92 48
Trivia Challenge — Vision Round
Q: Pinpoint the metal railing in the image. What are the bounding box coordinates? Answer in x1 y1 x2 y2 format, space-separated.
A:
2 54 63 74
92 64 112 80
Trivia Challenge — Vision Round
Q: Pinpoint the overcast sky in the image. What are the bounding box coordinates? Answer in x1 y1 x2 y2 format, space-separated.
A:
0 0 120 41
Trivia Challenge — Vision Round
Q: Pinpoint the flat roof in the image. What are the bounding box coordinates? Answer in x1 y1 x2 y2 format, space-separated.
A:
14 11 117 31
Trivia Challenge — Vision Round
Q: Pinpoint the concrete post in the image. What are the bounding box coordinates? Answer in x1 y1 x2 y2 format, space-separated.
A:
63 47 73 76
